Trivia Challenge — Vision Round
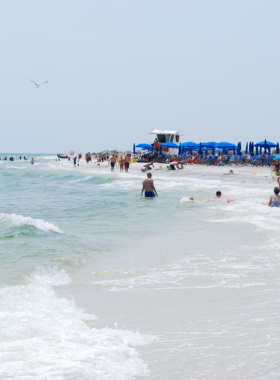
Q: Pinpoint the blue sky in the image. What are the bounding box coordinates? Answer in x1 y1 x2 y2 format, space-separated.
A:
1 1 280 153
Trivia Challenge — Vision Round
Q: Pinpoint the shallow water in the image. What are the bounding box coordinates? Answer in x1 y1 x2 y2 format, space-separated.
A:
0 154 279 379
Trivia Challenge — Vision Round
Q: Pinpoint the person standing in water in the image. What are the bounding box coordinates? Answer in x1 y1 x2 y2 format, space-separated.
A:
124 154 131 173
110 155 116 171
73 156 77 166
268 187 280 207
141 173 158 197
31 158 35 164
119 156 124 172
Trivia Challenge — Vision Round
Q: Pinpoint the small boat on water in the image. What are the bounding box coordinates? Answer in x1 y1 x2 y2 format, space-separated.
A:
57 150 74 159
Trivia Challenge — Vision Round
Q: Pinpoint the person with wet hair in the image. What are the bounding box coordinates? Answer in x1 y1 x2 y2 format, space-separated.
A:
268 187 280 207
189 191 222 202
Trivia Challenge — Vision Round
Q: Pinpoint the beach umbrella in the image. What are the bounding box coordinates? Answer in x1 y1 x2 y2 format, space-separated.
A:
273 155 280 160
264 139 268 154
214 142 237 149
178 143 182 155
245 142 248 154
277 143 279 154
238 142 242 155
212 147 215 155
181 141 198 148
133 144 136 154
161 142 179 148
136 143 153 149
198 143 202 155
102 150 108 155
255 140 277 147
256 146 258 155
248 142 251 155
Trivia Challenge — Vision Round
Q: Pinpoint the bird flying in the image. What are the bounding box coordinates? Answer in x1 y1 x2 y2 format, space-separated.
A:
29 79 49 88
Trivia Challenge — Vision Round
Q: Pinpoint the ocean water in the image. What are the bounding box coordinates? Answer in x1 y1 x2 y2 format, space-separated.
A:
1 154 280 379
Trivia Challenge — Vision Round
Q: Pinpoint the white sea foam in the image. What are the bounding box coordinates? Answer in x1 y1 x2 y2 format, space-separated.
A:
0 269 153 379
69 175 94 183
0 213 63 233
180 196 193 203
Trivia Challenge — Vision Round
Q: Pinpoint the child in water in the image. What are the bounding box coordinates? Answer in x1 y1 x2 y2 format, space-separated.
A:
189 191 222 202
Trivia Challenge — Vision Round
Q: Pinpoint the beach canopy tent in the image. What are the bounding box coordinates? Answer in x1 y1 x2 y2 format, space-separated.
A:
161 142 179 148
136 143 153 149
273 155 280 160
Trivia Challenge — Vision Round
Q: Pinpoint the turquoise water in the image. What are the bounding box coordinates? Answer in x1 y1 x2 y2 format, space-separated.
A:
1 154 280 379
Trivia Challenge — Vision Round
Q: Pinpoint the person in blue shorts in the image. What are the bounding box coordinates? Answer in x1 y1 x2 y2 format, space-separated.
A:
141 173 158 197
73 156 77 166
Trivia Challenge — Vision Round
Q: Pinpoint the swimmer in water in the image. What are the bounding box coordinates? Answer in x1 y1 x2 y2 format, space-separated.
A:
189 191 222 202
268 187 280 207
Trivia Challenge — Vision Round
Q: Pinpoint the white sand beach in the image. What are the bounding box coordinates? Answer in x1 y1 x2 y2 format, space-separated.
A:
69 156 278 183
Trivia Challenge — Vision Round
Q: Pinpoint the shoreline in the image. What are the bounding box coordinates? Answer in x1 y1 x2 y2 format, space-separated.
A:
67 156 278 184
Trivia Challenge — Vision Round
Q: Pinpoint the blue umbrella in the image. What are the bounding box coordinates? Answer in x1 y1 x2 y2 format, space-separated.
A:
198 143 203 155
181 141 198 147
277 143 279 154
237 142 241 155
256 146 259 155
161 142 179 148
136 143 153 149
264 139 268 154
245 142 248 154
215 142 237 149
102 150 108 155
255 140 277 147
250 142 252 154
133 144 136 154
178 143 182 155
273 155 280 160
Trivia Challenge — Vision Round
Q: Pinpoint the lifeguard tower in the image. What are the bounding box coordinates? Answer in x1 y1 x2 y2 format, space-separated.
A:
149 129 182 155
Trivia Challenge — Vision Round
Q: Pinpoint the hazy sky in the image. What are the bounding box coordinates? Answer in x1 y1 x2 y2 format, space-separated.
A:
1 1 280 153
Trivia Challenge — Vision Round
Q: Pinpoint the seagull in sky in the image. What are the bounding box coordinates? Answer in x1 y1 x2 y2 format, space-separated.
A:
29 79 49 88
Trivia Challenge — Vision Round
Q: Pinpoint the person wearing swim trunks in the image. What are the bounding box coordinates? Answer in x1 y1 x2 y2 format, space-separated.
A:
73 156 77 166
268 187 280 207
110 155 116 171
141 172 158 197
125 154 131 173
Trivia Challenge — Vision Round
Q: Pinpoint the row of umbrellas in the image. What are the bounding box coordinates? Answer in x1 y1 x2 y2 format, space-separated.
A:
134 140 280 155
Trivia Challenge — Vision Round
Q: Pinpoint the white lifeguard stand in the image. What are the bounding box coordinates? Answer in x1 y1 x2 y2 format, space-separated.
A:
149 129 183 155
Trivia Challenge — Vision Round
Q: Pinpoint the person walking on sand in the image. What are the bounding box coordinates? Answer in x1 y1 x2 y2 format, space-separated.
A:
141 173 158 197
124 154 131 173
110 155 116 171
